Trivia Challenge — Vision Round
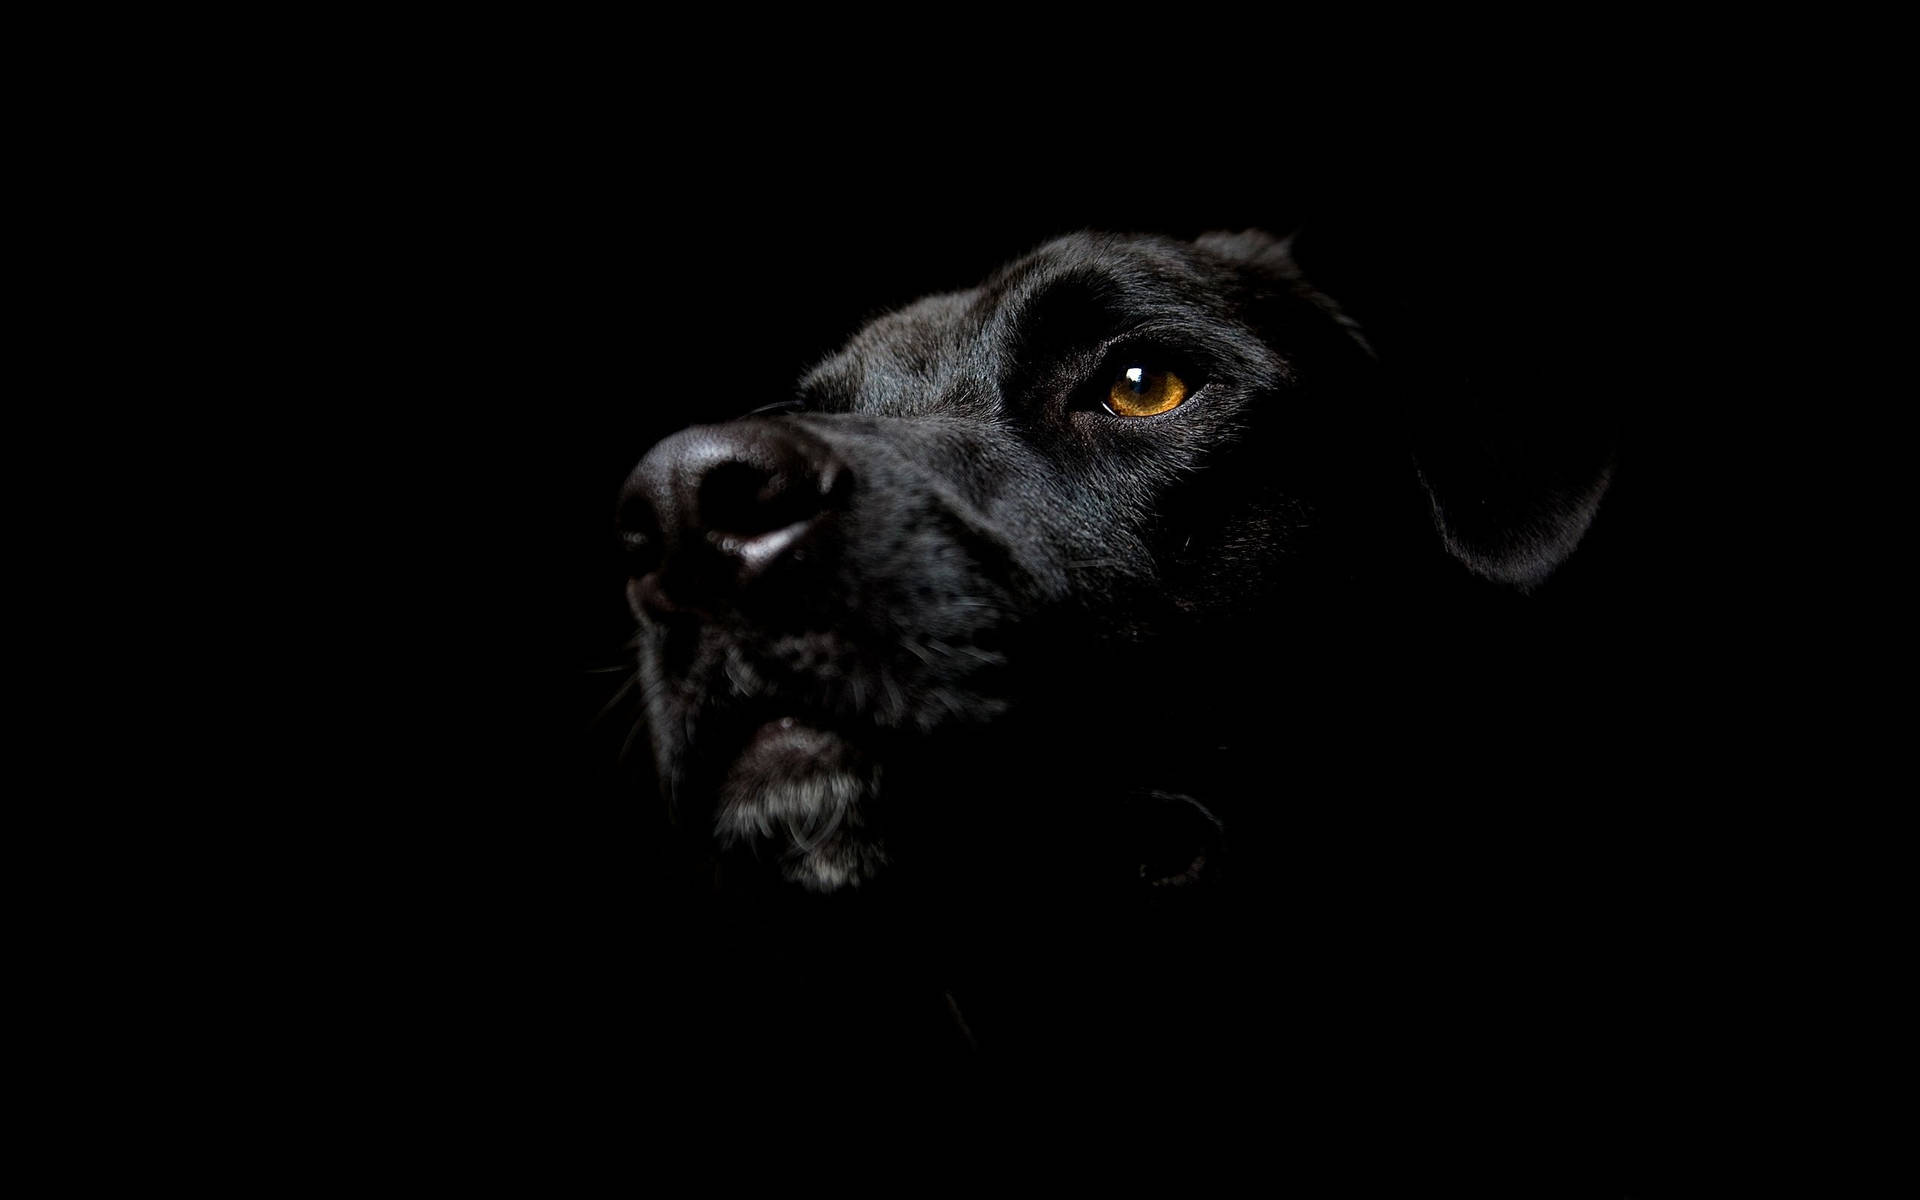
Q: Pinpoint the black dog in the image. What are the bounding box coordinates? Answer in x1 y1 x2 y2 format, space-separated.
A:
622 229 1625 1090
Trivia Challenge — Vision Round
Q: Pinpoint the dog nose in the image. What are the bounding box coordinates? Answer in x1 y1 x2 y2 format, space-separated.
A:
620 420 849 613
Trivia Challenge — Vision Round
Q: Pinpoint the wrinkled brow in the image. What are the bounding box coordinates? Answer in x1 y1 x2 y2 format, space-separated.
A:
980 253 1250 393
981 268 1141 363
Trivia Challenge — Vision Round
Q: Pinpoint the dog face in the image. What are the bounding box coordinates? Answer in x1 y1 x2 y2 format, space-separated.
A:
620 230 1607 893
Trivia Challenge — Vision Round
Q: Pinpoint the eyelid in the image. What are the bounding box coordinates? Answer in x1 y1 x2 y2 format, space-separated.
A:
1099 333 1202 380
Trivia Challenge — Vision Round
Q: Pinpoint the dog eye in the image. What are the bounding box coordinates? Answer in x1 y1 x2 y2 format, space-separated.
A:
1105 366 1188 418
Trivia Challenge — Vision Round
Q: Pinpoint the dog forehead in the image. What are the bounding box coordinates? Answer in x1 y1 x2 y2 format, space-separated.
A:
802 233 1227 416
983 230 1211 298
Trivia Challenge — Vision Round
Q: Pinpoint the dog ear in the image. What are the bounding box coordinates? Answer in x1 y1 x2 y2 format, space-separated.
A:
1195 228 1374 358
1406 400 1614 592
1199 227 1615 593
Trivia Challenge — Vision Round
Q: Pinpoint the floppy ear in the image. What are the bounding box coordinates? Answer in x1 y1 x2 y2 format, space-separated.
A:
1199 227 1615 593
1194 228 1375 360
1407 400 1614 592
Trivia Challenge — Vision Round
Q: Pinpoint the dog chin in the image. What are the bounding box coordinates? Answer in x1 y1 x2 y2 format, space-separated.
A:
713 719 886 891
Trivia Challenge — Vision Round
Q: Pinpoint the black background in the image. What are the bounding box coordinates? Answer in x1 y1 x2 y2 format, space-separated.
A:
319 84 1763 1192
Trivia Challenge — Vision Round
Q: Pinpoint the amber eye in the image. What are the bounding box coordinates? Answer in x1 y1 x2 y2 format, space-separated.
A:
1105 366 1188 418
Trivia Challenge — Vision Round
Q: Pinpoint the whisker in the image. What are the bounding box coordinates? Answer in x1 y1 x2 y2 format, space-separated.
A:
618 716 649 767
591 673 641 728
880 669 906 725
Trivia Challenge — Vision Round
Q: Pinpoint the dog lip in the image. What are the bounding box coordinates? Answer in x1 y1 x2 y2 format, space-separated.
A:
746 714 805 750
680 697 855 786
731 715 850 773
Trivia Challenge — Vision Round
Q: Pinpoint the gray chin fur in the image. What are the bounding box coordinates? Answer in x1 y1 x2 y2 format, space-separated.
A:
714 751 887 893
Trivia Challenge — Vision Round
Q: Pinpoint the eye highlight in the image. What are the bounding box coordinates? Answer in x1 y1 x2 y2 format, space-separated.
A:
1105 366 1188 418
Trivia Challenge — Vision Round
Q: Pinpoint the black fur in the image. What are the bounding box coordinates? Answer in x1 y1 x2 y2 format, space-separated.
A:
623 230 1629 1105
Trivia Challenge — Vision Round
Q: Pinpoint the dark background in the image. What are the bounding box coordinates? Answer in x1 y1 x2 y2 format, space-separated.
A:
333 98 1757 1190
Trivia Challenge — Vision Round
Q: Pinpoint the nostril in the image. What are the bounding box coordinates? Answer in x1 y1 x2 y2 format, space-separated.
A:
696 459 830 540
621 420 851 606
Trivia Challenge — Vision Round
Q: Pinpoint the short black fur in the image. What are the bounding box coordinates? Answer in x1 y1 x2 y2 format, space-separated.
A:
622 231 1636 1141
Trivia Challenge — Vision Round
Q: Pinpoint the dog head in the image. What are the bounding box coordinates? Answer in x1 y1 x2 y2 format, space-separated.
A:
620 230 1611 892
